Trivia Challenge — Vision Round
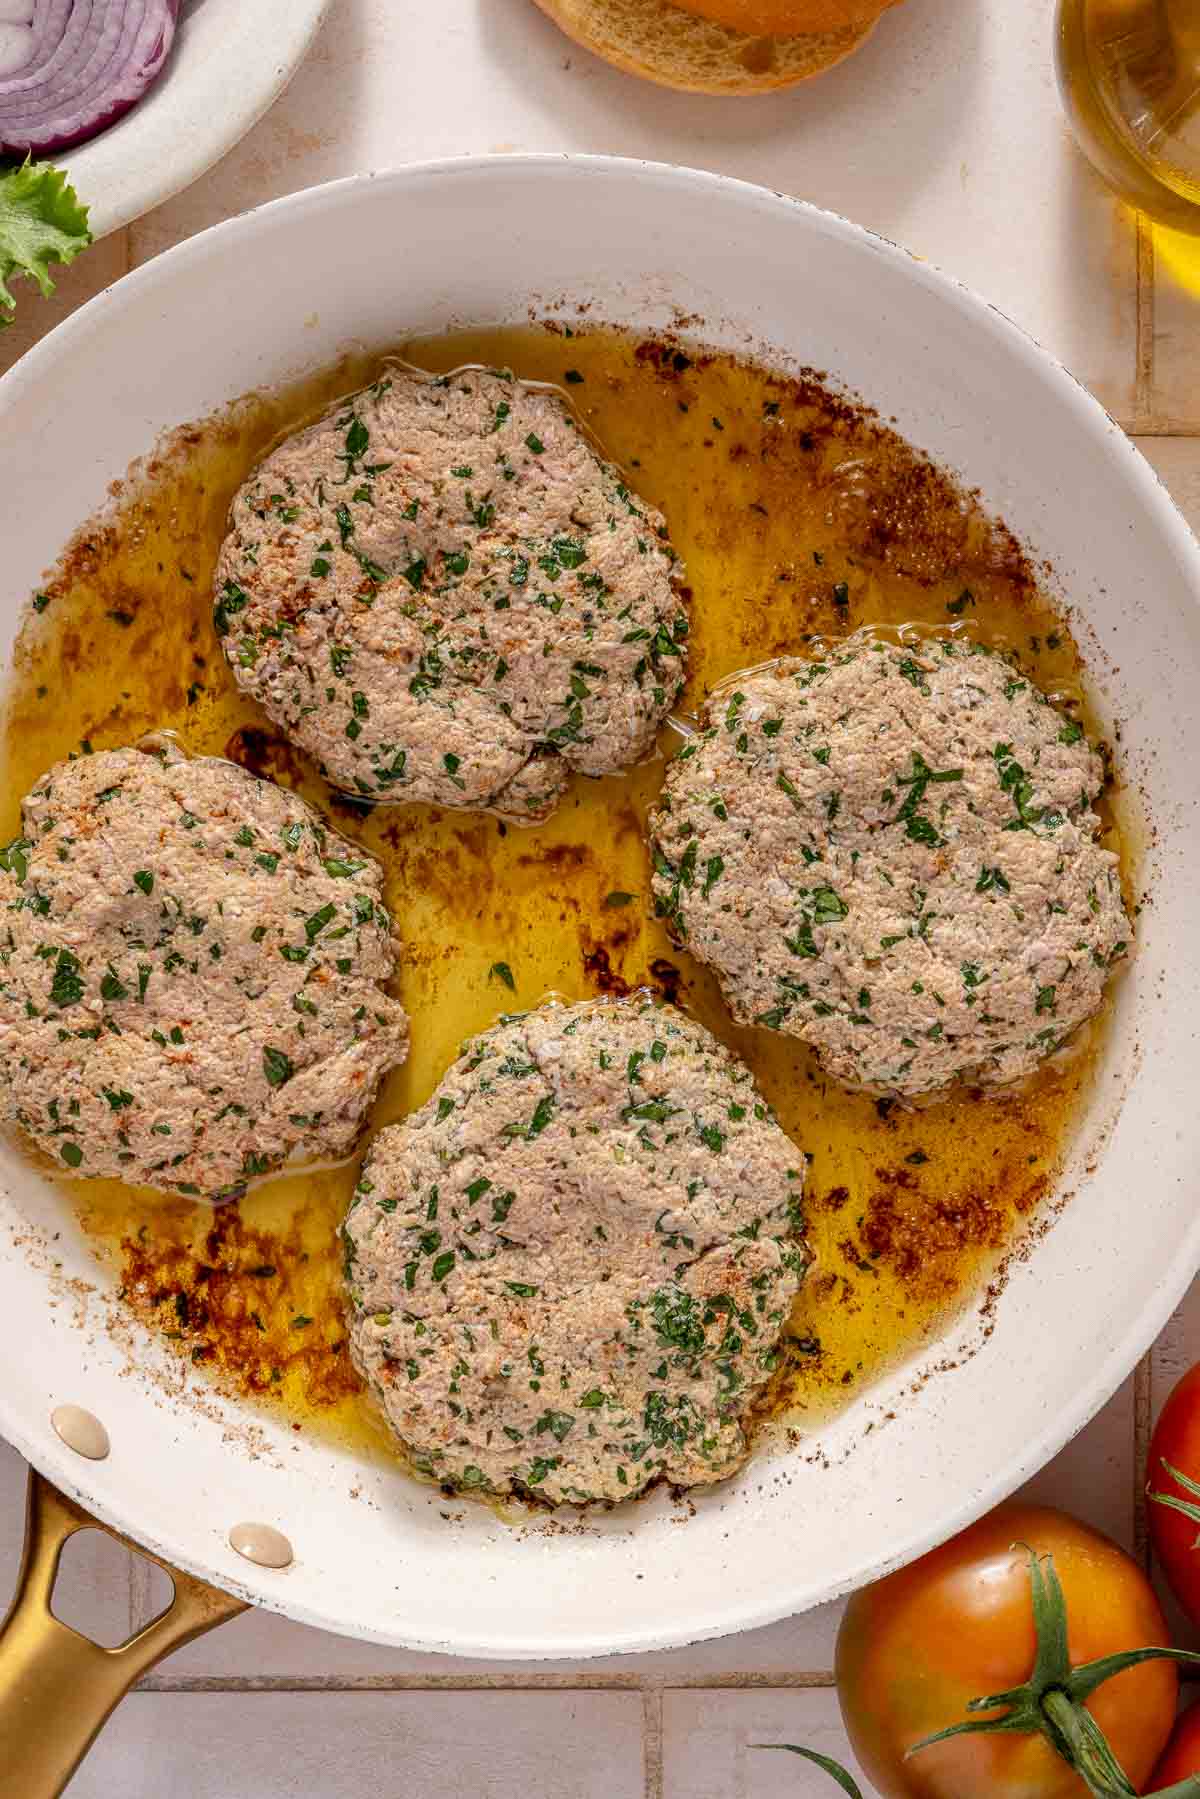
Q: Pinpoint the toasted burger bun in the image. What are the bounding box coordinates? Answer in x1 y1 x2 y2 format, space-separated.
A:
672 0 901 31
529 0 880 94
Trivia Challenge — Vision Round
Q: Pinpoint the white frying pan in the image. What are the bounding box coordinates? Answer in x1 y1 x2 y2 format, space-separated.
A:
2 157 1199 1795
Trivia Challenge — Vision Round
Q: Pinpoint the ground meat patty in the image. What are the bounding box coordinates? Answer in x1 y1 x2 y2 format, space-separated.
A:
648 634 1130 1098
0 743 408 1199
214 366 687 822
343 997 809 1505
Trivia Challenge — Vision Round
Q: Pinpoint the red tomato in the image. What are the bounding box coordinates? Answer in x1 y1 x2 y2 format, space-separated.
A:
1148 1362 1200 1625
836 1504 1178 1799
1148 1699 1200 1790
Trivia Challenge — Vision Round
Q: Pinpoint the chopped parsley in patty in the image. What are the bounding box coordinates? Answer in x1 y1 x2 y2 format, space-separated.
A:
648 633 1130 1098
0 744 408 1198
343 997 809 1505
215 367 688 821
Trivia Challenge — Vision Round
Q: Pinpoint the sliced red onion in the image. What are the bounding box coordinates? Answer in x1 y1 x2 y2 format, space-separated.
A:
0 0 179 156
0 2 35 80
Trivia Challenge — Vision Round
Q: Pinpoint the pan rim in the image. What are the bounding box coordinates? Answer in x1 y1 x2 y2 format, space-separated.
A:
2 151 1198 1659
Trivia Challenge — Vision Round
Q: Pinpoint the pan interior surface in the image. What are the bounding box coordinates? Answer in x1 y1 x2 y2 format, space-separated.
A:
0 157 1197 1658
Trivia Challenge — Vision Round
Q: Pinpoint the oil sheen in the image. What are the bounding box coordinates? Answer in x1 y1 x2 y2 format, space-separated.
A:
0 325 1126 1473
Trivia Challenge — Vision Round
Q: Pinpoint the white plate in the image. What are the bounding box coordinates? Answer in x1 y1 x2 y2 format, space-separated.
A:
1 157 1199 1659
58 0 331 239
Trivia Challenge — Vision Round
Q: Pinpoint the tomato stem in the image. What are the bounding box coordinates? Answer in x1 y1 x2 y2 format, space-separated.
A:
903 1549 1200 1792
1149 1458 1200 1545
767 1547 1200 1799
1039 1688 1138 1798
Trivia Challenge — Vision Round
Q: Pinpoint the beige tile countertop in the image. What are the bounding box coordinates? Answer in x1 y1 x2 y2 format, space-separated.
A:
3 1 1200 1794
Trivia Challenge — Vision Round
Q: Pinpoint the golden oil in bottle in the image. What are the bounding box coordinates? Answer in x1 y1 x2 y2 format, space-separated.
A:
1057 0 1200 229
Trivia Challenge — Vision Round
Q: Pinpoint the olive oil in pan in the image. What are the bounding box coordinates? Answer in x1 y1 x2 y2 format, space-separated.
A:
0 325 1125 1465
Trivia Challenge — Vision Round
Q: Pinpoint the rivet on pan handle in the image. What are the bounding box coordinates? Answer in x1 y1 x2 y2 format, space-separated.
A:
0 1467 247 1798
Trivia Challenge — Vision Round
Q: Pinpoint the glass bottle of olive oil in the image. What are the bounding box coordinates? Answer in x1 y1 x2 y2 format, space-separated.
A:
1056 0 1200 229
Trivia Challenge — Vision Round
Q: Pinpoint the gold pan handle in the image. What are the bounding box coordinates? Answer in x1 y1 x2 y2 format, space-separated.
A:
0 1468 246 1798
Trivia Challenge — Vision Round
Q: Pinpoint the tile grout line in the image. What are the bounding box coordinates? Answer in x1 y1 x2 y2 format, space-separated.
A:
1135 212 1156 431
1134 1349 1153 1570
126 1547 138 1642
135 1672 838 1695
1112 422 1200 439
643 1688 664 1799
128 1546 157 1639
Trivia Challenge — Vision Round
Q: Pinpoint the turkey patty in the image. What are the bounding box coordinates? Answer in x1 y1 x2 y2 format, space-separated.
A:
342 997 809 1505
0 743 408 1198
214 365 687 822
647 633 1130 1098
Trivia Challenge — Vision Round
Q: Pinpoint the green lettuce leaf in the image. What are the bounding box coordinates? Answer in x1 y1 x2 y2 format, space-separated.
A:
0 159 92 328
